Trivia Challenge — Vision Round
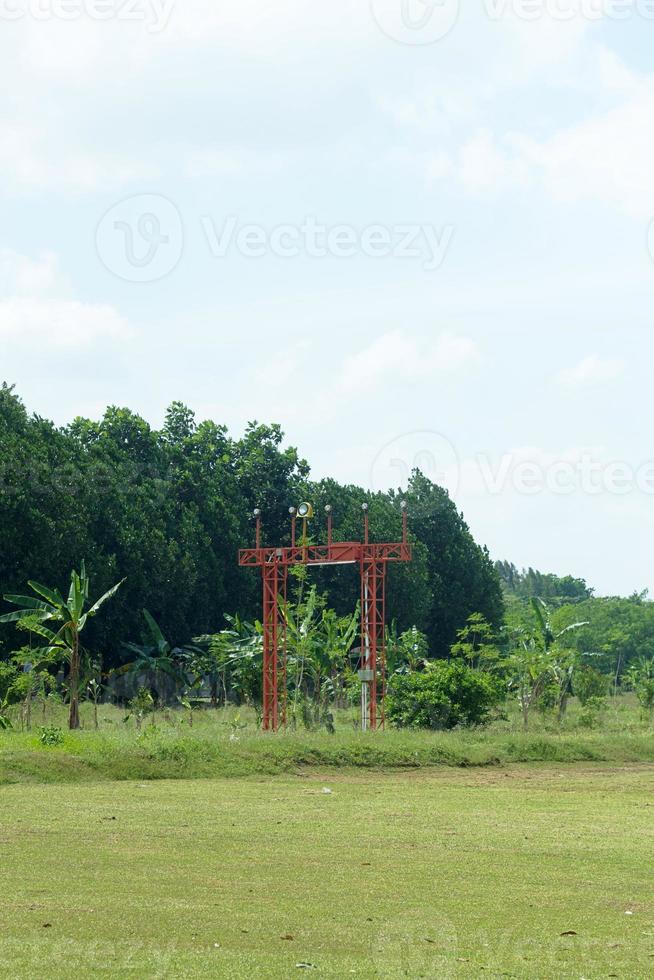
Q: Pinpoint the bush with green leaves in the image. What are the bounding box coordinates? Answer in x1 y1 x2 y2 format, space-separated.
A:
573 666 608 706
578 696 607 730
38 725 64 746
628 657 654 720
128 687 155 730
0 660 19 703
386 662 506 730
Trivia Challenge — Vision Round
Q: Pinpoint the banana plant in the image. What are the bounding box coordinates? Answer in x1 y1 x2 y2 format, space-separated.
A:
0 562 124 729
530 597 588 652
122 610 193 686
193 614 261 707
318 607 359 709
530 598 588 723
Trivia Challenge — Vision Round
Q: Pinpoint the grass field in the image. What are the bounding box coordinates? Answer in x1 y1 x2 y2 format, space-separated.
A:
2 765 653 978
2 698 654 784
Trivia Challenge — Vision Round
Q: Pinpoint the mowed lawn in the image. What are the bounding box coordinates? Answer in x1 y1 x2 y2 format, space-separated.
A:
1 766 653 978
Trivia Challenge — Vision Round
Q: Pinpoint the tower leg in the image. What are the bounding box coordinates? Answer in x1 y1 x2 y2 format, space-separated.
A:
262 560 286 731
360 560 387 730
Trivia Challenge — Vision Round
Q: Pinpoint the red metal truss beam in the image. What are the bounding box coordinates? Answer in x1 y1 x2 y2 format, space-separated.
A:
239 541 411 568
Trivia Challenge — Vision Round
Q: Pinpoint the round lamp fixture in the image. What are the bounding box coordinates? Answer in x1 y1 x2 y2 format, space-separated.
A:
297 502 314 519
253 508 261 518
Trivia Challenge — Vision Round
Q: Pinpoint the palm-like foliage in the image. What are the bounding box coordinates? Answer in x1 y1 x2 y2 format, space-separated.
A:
192 615 262 707
0 562 124 729
122 610 192 685
530 597 588 651
507 599 589 729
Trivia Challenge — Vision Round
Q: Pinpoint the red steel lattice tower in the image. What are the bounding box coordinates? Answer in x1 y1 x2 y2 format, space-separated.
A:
238 502 411 732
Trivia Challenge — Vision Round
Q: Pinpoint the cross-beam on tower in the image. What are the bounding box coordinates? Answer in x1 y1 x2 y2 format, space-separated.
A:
238 502 412 732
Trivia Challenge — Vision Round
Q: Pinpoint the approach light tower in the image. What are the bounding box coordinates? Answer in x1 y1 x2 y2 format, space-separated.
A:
238 501 412 732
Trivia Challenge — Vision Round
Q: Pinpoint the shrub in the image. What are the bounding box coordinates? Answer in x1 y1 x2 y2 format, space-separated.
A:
578 696 607 730
573 666 608 706
38 725 64 746
386 662 506 730
0 662 20 704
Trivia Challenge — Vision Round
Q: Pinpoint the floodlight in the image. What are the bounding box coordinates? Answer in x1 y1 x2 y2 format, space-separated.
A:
297 502 314 518
253 508 261 518
361 503 369 512
400 500 408 511
325 505 332 514
289 506 297 516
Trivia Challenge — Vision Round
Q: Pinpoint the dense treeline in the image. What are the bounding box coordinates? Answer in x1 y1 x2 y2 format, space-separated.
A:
495 561 593 603
0 384 503 666
498 562 654 685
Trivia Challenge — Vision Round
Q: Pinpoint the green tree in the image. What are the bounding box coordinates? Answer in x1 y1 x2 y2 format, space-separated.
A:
450 613 501 670
404 471 504 657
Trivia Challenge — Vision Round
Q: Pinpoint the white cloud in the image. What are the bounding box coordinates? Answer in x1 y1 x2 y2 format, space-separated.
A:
0 249 131 349
459 129 529 194
183 147 288 179
555 353 625 388
340 330 479 394
519 87 654 216
0 125 159 194
0 298 130 349
414 41 654 216
0 249 60 296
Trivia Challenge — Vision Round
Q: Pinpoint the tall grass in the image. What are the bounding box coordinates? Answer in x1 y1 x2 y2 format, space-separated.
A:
1 697 652 784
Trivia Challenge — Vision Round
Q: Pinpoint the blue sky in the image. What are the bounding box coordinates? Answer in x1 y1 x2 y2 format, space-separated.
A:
1 1 653 597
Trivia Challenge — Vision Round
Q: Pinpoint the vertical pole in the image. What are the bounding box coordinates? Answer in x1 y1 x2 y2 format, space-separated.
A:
379 564 387 729
369 561 377 730
359 559 386 731
262 559 280 732
361 561 368 732
255 514 262 550
326 508 333 548
281 566 288 729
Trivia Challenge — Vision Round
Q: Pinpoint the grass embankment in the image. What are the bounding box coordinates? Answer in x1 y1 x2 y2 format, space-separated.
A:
1 700 653 783
2 767 653 977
